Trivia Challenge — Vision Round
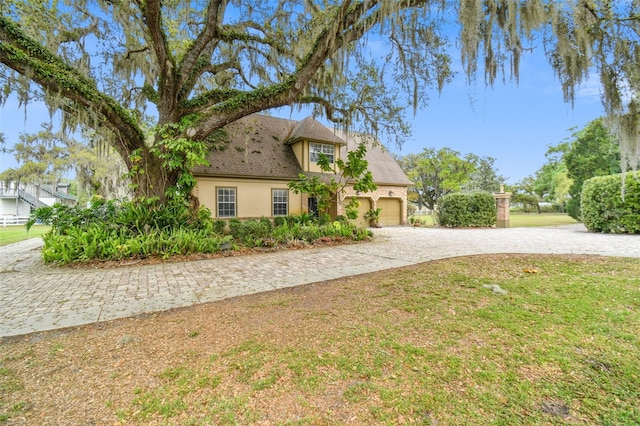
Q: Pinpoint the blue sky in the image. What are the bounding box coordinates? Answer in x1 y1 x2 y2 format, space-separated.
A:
0 44 604 185
282 47 604 184
395 50 605 183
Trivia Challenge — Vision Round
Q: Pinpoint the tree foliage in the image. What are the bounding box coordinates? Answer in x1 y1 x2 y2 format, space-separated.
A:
399 147 500 210
564 118 622 219
528 118 622 218
510 175 541 213
1 123 67 177
0 122 129 202
581 172 640 234
462 154 506 193
288 142 376 217
0 1 638 204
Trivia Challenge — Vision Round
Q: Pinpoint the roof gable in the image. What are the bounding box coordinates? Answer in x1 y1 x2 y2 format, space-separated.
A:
335 130 412 186
286 116 346 146
193 115 411 187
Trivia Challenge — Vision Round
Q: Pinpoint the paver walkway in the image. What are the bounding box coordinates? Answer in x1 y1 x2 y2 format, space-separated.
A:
1 224 638 338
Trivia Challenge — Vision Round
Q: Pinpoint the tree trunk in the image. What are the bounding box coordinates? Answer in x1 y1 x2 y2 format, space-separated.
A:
125 150 180 202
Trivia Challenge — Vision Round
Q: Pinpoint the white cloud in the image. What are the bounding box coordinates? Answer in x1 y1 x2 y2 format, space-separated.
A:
576 74 603 100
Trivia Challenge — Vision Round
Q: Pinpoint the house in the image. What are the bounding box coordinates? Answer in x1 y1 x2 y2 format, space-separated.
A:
0 181 76 219
193 115 412 227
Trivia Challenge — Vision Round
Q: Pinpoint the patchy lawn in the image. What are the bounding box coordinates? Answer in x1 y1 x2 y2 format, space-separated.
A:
1 254 639 424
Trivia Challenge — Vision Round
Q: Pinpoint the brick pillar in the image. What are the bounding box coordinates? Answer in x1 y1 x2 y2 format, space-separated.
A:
493 185 512 228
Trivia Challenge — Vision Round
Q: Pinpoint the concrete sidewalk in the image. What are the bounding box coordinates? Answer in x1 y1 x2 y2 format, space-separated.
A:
1 224 638 338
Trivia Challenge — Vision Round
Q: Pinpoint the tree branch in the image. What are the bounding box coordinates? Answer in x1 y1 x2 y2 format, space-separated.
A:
0 16 146 161
125 46 150 60
188 0 429 139
179 0 225 88
141 0 178 122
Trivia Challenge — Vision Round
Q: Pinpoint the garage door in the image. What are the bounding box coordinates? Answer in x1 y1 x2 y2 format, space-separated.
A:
344 197 371 228
377 198 402 226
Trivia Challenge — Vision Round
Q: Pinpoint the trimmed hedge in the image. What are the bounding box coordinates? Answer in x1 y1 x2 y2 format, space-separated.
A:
436 192 496 227
581 172 640 234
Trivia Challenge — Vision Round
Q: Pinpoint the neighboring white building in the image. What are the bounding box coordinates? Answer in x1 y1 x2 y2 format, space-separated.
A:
0 181 76 218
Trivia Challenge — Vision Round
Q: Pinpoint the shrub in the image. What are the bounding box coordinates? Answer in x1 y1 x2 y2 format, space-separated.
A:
353 228 373 240
581 172 640 234
28 197 222 264
287 212 314 225
234 219 272 240
27 197 376 264
228 218 242 238
272 221 297 244
296 225 322 242
566 198 581 221
436 192 496 227
213 219 226 235
259 217 273 230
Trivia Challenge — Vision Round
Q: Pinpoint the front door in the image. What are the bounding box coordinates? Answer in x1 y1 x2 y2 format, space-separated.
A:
308 197 318 217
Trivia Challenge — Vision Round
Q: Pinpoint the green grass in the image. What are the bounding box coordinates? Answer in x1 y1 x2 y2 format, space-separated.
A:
410 215 436 226
0 225 50 246
509 212 579 228
410 213 579 228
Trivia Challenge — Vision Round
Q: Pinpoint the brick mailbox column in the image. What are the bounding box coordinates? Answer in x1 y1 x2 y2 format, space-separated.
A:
493 185 512 228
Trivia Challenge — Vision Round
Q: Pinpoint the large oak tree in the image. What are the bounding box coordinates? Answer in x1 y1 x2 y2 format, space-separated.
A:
0 1 638 203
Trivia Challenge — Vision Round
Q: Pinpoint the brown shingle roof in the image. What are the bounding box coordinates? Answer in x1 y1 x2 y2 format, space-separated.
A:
335 130 412 186
193 115 302 179
287 116 347 146
193 114 411 187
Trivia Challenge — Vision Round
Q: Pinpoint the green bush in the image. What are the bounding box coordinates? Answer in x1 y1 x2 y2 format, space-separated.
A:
213 219 226 235
28 197 224 264
581 172 640 234
228 218 242 237
436 192 496 228
566 197 581 221
28 197 374 264
235 219 272 240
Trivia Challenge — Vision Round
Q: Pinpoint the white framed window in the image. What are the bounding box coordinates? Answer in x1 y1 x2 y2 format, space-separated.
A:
217 187 236 217
309 142 335 163
272 189 288 216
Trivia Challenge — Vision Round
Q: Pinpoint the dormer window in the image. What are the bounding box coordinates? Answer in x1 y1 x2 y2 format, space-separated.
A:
309 142 335 163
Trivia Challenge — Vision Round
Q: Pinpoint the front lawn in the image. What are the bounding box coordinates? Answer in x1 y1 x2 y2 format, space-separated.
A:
410 213 579 228
509 212 579 228
0 225 50 247
2 254 638 424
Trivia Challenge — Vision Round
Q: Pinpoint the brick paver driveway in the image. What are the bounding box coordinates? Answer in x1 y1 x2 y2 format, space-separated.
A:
1 224 638 338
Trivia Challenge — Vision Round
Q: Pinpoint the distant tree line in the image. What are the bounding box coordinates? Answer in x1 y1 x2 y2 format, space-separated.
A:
510 118 623 219
398 148 505 211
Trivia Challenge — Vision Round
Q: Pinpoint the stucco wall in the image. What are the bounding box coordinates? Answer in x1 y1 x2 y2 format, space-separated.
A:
194 177 303 218
195 176 408 225
290 140 341 173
